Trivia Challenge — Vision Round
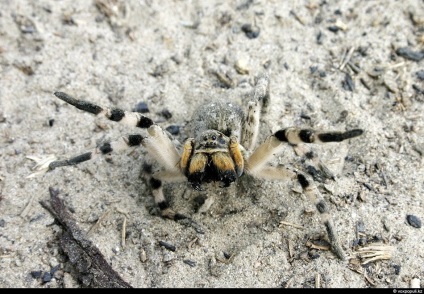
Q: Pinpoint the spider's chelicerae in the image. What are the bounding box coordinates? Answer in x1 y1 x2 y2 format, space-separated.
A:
46 73 363 260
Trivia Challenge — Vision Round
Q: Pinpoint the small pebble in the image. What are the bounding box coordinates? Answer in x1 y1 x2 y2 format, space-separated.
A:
393 264 401 275
342 73 355 91
396 47 424 62
183 259 196 267
134 102 149 113
42 272 52 283
406 214 421 228
416 70 424 81
166 125 180 135
159 241 176 252
30 270 43 279
161 109 172 119
241 24 260 39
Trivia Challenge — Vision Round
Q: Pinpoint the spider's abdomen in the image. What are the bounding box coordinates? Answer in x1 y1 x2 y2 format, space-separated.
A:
189 99 244 139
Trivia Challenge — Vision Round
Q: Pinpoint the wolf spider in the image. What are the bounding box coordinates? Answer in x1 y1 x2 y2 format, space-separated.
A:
43 73 363 260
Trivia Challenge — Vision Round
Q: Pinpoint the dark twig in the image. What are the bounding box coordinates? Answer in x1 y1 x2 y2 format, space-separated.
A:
40 187 132 288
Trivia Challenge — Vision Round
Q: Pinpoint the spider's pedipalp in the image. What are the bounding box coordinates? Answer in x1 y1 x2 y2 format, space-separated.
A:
53 92 154 129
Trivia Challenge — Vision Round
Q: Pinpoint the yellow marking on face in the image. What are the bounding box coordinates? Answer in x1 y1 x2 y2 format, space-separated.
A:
229 136 244 177
180 138 194 174
188 152 208 175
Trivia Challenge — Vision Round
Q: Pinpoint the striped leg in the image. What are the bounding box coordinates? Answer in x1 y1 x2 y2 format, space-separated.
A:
246 128 363 260
241 73 270 150
142 164 204 233
54 92 154 128
250 165 346 260
297 173 346 260
48 134 144 170
53 91 181 172
247 127 363 174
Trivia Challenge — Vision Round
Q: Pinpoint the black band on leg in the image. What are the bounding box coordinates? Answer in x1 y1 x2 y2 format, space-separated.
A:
297 173 310 189
318 129 363 142
274 130 288 142
150 177 162 189
342 129 363 140
137 117 154 128
54 92 103 115
49 152 92 170
316 200 328 213
299 130 314 143
157 200 169 210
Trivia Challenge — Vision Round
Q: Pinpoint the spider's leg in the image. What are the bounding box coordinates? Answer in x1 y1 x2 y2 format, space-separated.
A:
241 73 269 150
296 172 346 260
54 92 154 129
247 127 363 174
48 134 144 170
142 165 204 234
248 166 346 260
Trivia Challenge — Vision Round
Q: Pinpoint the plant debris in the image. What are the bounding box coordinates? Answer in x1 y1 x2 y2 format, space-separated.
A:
40 187 132 288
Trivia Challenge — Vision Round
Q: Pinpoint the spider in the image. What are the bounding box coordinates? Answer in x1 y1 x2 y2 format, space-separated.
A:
45 73 363 260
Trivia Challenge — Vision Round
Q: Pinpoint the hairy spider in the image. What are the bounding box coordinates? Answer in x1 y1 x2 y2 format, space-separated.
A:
44 73 363 260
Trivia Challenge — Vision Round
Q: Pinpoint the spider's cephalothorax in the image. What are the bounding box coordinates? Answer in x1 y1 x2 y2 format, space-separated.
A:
44 73 363 260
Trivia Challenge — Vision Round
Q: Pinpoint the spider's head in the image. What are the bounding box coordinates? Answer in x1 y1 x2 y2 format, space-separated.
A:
180 130 244 190
195 130 228 150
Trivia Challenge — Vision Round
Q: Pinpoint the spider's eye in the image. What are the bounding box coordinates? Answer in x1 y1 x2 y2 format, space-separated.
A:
212 135 217 140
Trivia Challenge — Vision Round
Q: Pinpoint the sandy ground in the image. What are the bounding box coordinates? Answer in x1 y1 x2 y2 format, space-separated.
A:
1 0 423 288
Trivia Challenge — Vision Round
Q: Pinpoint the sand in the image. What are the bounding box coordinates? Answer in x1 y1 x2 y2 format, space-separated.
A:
0 0 423 288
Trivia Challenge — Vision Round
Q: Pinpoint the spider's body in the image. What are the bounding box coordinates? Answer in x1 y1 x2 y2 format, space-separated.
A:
183 100 246 190
46 74 363 260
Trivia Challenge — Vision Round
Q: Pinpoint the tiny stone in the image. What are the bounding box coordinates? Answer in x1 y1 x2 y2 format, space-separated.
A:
416 70 424 81
328 25 340 33
159 241 176 252
183 259 196 267
0 219 5 227
161 109 172 119
31 270 43 279
166 125 180 135
42 272 52 283
241 24 260 39
134 102 149 113
49 119 55 127
396 47 424 62
393 264 401 275
406 214 421 228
